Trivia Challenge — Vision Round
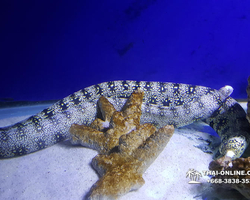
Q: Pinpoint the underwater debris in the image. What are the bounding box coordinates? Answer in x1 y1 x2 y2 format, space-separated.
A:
209 156 250 199
116 42 134 56
247 76 250 124
69 90 174 199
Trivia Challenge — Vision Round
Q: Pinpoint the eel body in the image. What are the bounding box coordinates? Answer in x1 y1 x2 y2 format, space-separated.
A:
0 81 249 158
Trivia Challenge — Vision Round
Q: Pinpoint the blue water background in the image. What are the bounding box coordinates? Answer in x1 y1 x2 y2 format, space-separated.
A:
1 0 250 101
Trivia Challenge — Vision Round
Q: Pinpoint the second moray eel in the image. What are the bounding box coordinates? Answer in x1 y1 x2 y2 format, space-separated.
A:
0 81 249 159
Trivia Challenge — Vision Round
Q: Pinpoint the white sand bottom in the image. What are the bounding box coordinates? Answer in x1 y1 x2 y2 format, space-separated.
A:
0 104 248 200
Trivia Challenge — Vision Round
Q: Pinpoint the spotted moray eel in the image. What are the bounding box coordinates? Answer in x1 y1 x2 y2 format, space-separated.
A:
0 81 250 159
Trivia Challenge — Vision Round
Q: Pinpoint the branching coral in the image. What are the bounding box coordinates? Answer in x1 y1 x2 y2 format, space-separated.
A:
69 90 174 199
209 156 250 199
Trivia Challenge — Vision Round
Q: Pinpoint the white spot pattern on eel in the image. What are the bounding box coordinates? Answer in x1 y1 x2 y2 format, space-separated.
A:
0 81 249 158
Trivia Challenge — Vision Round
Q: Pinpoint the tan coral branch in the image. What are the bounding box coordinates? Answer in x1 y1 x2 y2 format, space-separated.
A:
209 156 250 199
70 90 144 154
69 90 174 199
90 124 174 200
